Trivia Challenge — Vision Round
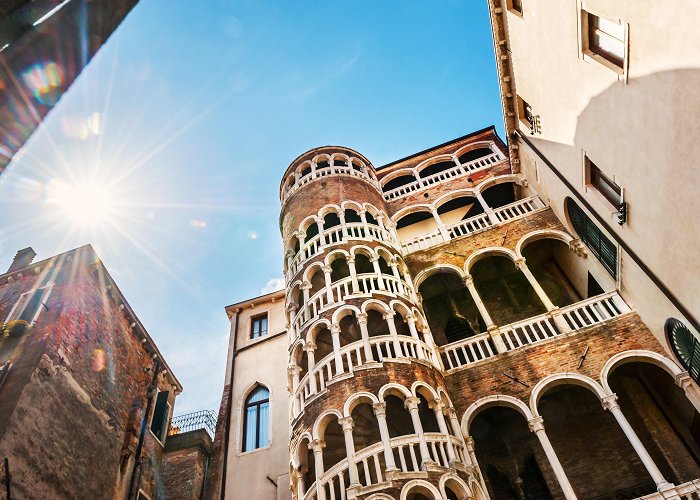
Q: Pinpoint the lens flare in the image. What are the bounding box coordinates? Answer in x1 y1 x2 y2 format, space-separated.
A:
47 179 116 226
21 62 64 104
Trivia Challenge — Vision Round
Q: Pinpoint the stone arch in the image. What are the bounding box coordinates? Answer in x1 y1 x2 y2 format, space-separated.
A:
461 394 533 436
349 244 377 260
515 229 574 259
391 204 433 223
380 167 417 185
413 264 466 290
343 391 379 417
324 248 350 266
600 350 684 396
530 372 607 417
474 173 523 194
360 299 392 316
331 304 361 325
306 318 332 344
312 408 344 440
433 188 479 209
454 140 496 158
341 199 364 213
378 383 412 402
298 214 320 234
365 494 395 500
317 203 341 219
400 479 442 500
439 473 472 500
464 247 518 273
415 154 459 176
389 299 412 320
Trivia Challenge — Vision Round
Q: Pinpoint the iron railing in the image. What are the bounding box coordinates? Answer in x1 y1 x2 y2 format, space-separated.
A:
169 410 217 439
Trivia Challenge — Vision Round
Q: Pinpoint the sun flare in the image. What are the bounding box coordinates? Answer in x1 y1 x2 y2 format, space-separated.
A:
47 179 117 226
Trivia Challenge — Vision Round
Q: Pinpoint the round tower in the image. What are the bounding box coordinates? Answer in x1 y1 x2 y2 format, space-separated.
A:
281 147 480 499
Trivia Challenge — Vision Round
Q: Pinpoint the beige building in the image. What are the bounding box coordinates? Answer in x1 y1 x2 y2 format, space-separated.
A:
211 2 700 499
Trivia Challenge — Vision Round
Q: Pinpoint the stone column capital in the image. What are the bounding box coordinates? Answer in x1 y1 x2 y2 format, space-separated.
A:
301 281 312 290
675 371 693 389
405 313 416 323
288 365 302 375
303 342 316 352
369 254 379 263
356 313 368 323
310 439 326 453
346 255 355 264
330 324 341 334
428 398 445 412
602 394 620 411
372 402 387 417
528 416 545 433
514 257 527 268
462 275 474 286
321 265 332 274
297 230 306 239
338 416 354 431
383 311 396 321
404 397 421 410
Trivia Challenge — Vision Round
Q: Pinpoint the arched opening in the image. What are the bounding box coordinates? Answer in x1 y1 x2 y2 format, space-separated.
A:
609 362 700 484
289 235 300 256
404 484 436 500
420 159 457 178
366 211 379 226
385 394 414 438
539 384 656 498
351 402 383 485
297 438 316 494
313 326 334 363
471 406 557 499
480 182 516 209
344 209 362 224
521 238 583 307
471 255 547 325
458 147 493 164
300 164 312 177
383 174 416 193
293 345 308 379
324 212 342 244
366 309 389 338
333 157 348 168
354 253 374 274
320 416 346 497
308 267 325 298
443 478 470 500
350 160 363 173
418 272 485 346
415 392 439 433
436 196 484 227
392 311 412 337
242 385 270 452
305 220 319 241
338 314 362 348
377 255 392 276
330 256 350 283
396 210 437 242
316 159 329 170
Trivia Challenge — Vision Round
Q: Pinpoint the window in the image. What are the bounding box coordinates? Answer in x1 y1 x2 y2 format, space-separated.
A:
580 8 627 75
566 198 617 278
666 318 700 383
517 95 539 134
507 0 523 16
243 385 269 452
150 391 171 443
586 158 621 207
6 284 52 324
250 314 268 339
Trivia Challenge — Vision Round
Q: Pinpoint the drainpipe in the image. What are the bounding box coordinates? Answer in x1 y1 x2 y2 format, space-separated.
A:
220 309 240 500
127 359 161 500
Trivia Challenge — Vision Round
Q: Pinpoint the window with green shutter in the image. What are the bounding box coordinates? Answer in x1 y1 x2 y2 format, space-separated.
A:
666 318 700 383
566 197 617 278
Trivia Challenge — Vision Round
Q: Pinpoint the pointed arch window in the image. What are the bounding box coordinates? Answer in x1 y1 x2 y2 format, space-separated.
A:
243 385 270 451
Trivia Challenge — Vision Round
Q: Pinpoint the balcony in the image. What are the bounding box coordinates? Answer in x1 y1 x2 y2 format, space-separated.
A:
440 291 631 371
382 151 505 202
635 479 700 499
168 409 218 439
400 195 546 254
303 434 467 500
282 161 381 205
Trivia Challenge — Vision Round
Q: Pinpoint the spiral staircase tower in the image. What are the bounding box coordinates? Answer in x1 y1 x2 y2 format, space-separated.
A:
280 146 480 500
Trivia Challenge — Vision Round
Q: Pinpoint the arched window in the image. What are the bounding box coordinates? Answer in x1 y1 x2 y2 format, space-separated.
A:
243 385 270 451
566 197 617 278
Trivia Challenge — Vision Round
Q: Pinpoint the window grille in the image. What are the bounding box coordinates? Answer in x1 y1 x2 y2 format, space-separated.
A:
666 318 700 383
566 198 617 278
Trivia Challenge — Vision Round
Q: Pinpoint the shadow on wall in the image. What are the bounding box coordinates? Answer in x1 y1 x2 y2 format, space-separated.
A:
523 69 700 343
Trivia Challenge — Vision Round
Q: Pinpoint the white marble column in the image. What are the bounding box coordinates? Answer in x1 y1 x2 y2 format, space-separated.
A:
322 265 335 305
347 256 360 294
330 324 344 376
448 407 471 465
475 191 500 225
405 314 426 360
528 417 577 500
311 439 326 500
431 399 456 462
338 417 361 487
316 217 327 247
405 397 433 465
305 343 318 394
289 365 302 416
356 313 374 362
463 275 507 353
338 211 349 239
514 258 571 333
358 209 369 237
430 206 451 241
372 403 398 471
384 312 404 358
602 394 673 490
370 255 386 290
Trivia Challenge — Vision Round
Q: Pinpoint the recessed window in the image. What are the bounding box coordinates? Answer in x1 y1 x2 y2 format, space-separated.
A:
150 391 171 443
6 284 52 324
581 9 627 74
243 385 270 452
666 318 700 382
517 95 539 134
250 314 268 339
566 197 617 278
586 158 621 207
507 0 523 16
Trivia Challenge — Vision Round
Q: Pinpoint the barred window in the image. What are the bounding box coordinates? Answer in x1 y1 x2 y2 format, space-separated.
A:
566 197 617 278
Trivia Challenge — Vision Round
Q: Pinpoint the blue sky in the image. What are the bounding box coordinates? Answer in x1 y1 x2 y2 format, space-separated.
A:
0 1 503 414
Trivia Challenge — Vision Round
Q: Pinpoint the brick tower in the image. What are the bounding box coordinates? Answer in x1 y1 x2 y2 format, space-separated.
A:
281 146 481 499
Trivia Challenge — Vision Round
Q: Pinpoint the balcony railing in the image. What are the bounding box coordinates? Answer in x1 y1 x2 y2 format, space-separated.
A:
382 151 505 201
296 335 431 412
635 479 700 499
292 273 413 334
303 433 466 500
168 410 217 439
441 291 631 371
287 223 399 280
400 195 546 254
283 163 381 204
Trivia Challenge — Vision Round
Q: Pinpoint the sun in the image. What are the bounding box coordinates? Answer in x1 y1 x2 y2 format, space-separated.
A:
47 179 117 227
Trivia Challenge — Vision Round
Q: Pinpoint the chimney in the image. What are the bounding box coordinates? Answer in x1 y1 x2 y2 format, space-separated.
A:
7 247 36 274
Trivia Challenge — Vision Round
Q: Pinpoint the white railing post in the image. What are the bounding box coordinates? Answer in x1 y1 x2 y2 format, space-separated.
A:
322 265 335 305
373 403 399 471
370 255 386 290
406 315 426 360
528 417 577 500
347 256 360 294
